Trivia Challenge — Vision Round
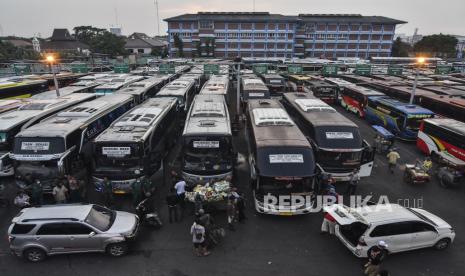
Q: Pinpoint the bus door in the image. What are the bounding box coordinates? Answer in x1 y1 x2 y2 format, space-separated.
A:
359 140 375 177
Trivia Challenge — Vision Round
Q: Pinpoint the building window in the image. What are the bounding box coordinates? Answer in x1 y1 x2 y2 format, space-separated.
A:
199 21 213 29
137 49 144 53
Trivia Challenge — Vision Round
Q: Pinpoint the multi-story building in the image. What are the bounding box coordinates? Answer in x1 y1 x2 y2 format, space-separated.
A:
164 12 406 59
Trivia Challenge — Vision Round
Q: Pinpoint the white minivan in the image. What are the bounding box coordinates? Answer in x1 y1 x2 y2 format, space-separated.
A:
324 204 455 258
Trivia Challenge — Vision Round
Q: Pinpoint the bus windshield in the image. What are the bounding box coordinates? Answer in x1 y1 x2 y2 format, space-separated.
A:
316 150 363 170
406 116 432 130
182 136 233 175
257 176 313 197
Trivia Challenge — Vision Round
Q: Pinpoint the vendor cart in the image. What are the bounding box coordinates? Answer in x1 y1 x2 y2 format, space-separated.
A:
372 125 395 154
435 151 465 188
185 180 231 212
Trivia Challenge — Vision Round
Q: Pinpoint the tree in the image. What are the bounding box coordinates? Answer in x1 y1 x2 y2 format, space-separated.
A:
173 34 184 57
391 37 412 57
205 39 211 56
73 25 126 57
210 38 216 57
150 47 162 57
0 40 40 61
414 34 458 58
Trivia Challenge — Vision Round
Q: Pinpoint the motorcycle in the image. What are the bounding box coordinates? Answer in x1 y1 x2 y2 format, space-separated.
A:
403 161 431 184
136 197 163 229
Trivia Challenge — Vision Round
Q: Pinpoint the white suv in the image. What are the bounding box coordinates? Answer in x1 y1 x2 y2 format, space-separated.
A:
325 204 455 258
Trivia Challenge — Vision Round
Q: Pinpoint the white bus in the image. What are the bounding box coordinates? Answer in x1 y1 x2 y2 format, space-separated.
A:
94 75 144 96
12 94 134 192
155 79 196 113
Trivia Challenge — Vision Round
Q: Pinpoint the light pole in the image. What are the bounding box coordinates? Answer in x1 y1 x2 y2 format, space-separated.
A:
46 54 60 97
409 57 425 105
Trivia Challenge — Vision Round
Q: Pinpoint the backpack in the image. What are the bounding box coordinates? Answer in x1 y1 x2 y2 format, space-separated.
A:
194 225 203 240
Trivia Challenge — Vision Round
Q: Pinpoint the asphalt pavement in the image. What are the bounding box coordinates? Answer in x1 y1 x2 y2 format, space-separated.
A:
0 86 464 276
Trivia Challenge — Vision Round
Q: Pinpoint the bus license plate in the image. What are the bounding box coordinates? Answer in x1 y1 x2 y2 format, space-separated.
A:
280 212 293 216
113 190 127 194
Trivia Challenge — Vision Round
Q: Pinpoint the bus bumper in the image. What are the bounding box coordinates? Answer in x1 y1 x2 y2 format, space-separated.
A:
92 176 144 194
182 171 232 186
254 198 314 216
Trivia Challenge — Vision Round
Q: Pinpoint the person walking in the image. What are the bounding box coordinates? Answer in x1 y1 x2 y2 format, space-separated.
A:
30 180 43 206
166 187 179 223
345 169 360 196
386 149 400 174
131 178 143 207
52 182 68 204
321 188 339 235
190 219 210 257
227 195 237 231
14 190 30 208
174 178 187 219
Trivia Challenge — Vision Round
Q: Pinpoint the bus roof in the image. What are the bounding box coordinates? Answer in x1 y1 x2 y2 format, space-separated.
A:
200 76 229 96
424 118 465 136
157 80 195 97
16 94 133 138
248 99 310 148
306 80 337 88
94 97 177 143
0 93 95 132
183 94 231 136
345 86 385 97
373 97 435 115
421 85 465 97
289 75 312 81
242 78 268 91
283 93 358 127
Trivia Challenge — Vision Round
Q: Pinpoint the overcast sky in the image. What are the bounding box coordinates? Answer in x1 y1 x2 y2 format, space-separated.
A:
1 0 464 38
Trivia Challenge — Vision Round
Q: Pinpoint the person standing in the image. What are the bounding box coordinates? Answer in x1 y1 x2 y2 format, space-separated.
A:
142 175 155 198
364 241 388 276
386 149 400 174
30 180 43 206
166 187 179 223
190 219 210 257
345 169 360 196
174 178 187 219
68 176 81 203
236 192 246 223
102 177 113 207
321 188 339 235
227 195 236 231
52 182 68 204
131 178 143 207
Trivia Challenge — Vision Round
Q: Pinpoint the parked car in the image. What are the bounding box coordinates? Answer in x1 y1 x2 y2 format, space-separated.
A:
8 204 139 262
324 204 455 258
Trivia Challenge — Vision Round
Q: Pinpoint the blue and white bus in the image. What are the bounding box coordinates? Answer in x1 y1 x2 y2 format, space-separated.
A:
365 96 435 141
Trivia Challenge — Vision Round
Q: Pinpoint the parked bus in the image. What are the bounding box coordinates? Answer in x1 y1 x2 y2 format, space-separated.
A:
283 93 374 181
31 80 100 100
181 94 234 184
246 99 316 215
0 76 48 99
115 77 166 104
306 80 339 104
324 78 356 92
155 79 197 113
417 118 465 162
288 75 312 92
0 99 26 114
260 74 286 96
418 95 465 123
340 85 385 117
178 73 205 92
94 76 144 96
241 76 270 104
365 96 435 140
0 94 96 177
11 94 134 192
92 97 179 193
199 75 230 101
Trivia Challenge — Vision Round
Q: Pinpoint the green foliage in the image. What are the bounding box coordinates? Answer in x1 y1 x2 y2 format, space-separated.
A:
150 47 162 57
173 34 184 57
73 25 126 57
205 39 211 56
196 41 202 57
0 40 40 60
414 34 458 58
391 37 412 57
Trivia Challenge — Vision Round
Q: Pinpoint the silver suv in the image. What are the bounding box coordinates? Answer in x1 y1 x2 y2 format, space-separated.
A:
8 204 139 262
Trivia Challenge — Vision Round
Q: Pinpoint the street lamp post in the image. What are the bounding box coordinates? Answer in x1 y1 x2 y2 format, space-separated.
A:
409 57 425 105
46 55 60 97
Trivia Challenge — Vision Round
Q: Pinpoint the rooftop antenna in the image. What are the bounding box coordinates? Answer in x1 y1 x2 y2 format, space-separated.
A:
114 0 119 27
155 0 160 36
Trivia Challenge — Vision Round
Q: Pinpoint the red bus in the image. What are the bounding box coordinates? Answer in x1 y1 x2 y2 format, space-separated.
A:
417 118 465 162
339 85 385 117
